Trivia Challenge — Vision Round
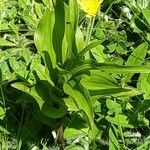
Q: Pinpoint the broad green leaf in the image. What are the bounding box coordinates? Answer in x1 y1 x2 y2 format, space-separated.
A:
64 128 87 140
76 27 85 53
53 0 79 64
138 72 150 99
64 81 94 128
0 38 15 47
138 0 150 8
90 44 108 63
65 0 79 58
123 43 148 82
9 21 19 37
34 9 56 68
89 86 142 98
70 60 150 76
80 70 118 90
125 42 147 66
78 40 104 57
34 2 43 18
67 0 78 31
109 126 120 150
88 123 100 141
143 8 150 25
12 82 67 118
9 57 27 78
62 31 68 64
107 43 117 53
9 57 20 71
96 64 150 73
53 0 65 64
106 114 134 128
106 99 122 114
33 63 54 86
64 96 78 111
22 48 30 65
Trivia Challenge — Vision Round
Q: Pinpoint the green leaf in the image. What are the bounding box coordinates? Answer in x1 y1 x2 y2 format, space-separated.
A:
143 8 150 25
64 96 78 111
33 63 54 86
138 0 150 8
64 81 94 128
137 136 150 150
76 27 85 53
80 70 118 90
78 40 104 57
89 86 142 98
70 60 150 76
106 114 134 128
53 0 65 64
0 38 15 47
123 43 148 82
9 21 19 37
65 0 79 58
106 99 122 114
34 9 56 68
34 2 43 18
22 48 30 64
0 107 5 120
12 82 67 118
109 125 120 150
65 145 85 150
64 128 87 140
90 44 108 63
138 71 150 99
97 64 150 73
0 125 10 134
67 0 78 31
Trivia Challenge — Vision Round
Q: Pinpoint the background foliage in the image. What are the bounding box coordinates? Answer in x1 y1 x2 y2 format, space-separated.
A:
1 0 150 149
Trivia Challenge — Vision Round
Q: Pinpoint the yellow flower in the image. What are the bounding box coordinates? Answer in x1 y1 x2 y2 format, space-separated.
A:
78 0 103 18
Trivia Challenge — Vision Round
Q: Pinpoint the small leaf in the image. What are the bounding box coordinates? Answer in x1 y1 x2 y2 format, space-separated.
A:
106 114 134 128
106 99 122 114
123 43 148 82
0 107 5 120
143 8 150 25
0 38 15 47
64 128 87 140
78 40 104 57
76 27 85 53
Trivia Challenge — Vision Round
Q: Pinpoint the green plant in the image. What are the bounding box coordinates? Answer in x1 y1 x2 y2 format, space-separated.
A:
9 0 150 149
1 0 150 149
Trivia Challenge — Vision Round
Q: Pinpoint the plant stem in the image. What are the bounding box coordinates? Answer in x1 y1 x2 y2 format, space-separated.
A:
55 119 64 150
86 17 95 45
